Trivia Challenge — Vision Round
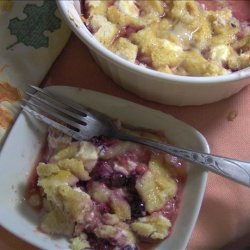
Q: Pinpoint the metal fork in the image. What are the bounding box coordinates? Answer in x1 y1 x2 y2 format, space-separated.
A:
22 86 250 187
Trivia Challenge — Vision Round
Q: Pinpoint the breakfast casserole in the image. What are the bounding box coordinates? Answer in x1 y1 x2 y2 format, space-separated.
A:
80 0 250 76
27 127 187 250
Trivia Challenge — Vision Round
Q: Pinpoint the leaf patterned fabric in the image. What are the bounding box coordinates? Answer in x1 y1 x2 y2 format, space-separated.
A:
0 0 71 145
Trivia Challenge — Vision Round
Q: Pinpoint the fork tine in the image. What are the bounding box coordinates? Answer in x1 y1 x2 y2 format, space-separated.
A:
21 105 85 141
26 92 87 125
30 86 112 124
23 98 85 132
30 85 90 116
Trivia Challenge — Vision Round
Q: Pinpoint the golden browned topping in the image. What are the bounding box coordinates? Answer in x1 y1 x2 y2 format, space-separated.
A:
82 0 250 76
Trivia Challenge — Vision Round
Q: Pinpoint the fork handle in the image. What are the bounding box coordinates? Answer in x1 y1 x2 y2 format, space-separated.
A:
116 132 250 187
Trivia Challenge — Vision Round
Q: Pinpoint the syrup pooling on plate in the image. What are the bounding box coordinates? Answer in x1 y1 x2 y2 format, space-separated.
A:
26 127 187 250
80 0 250 76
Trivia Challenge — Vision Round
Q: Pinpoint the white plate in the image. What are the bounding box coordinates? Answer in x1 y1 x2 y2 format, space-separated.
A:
0 86 209 250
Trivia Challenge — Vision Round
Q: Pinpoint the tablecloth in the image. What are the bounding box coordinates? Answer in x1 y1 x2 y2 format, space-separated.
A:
1 2 250 250
1 33 250 250
0 0 70 144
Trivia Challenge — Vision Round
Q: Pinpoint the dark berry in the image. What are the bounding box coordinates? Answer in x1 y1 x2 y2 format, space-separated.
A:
75 180 86 190
127 173 138 192
131 200 146 219
94 240 110 250
111 172 128 188
87 233 112 250
90 160 114 183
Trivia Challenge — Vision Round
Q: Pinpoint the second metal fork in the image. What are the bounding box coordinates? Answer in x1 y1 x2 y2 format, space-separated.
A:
22 86 250 187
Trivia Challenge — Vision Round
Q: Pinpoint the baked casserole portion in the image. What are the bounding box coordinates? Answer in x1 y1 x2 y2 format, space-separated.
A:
81 0 250 76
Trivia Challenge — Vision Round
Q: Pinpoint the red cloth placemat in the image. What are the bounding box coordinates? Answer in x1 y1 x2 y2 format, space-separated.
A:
1 34 250 250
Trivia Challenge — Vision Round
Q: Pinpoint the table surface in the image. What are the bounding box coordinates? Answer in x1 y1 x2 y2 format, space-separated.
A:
1 34 250 250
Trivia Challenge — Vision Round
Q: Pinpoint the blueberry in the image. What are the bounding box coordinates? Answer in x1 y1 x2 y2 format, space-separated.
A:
131 200 146 218
111 172 128 188
87 233 111 250
76 180 86 187
127 173 137 192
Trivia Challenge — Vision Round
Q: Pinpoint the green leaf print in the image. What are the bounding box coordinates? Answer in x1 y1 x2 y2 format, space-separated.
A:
7 0 61 50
